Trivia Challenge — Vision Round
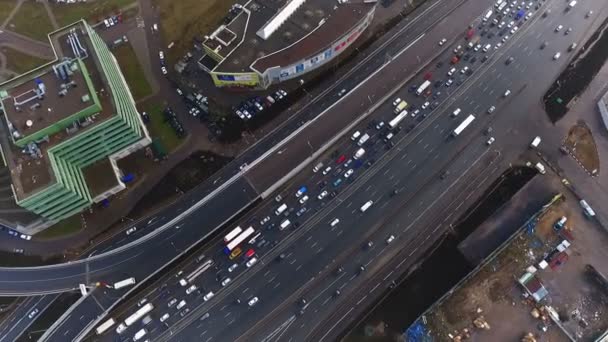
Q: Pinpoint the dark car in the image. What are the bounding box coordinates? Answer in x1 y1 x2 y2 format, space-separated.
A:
434 80 443 88
481 55 489 63
469 56 477 64
505 56 514 65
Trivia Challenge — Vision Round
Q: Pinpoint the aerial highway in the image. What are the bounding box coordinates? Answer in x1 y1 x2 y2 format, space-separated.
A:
0 0 472 298
86 0 608 341
30 0 486 340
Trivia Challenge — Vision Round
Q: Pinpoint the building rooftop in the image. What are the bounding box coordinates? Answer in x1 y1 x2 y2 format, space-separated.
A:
207 0 374 74
0 22 117 200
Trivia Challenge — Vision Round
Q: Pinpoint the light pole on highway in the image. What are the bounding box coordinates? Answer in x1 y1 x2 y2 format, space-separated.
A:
170 241 181 253
307 141 314 157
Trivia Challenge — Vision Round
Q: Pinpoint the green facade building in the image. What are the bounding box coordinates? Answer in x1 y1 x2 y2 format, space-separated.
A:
0 21 150 224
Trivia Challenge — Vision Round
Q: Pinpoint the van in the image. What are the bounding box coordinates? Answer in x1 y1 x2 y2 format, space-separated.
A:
176 300 187 310
360 200 374 213
530 136 541 148
535 162 546 174
357 134 370 146
275 204 287 216
451 108 461 117
483 9 493 22
280 219 291 231
483 44 492 52
133 328 147 341
351 131 361 141
354 148 365 159
116 323 127 334
313 162 324 173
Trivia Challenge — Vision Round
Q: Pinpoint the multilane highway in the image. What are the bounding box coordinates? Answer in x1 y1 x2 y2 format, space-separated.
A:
93 0 608 340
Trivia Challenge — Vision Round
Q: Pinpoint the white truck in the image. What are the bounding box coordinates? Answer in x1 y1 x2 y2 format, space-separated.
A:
530 136 541 148
416 80 431 96
535 162 546 174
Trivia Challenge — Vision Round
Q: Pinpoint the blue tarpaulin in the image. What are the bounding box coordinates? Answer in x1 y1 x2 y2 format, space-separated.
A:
121 173 134 183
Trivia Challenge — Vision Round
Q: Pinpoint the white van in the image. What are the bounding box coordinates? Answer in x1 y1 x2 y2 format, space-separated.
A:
530 136 541 148
535 162 546 174
354 148 365 159
275 204 287 216
203 292 215 301
483 9 493 22
451 108 461 117
358 134 370 146
483 44 492 52
280 219 291 230
134 328 147 341
176 300 187 310
360 200 374 213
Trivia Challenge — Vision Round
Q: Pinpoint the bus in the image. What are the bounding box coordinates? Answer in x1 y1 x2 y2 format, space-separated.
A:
389 110 408 128
452 114 475 136
223 226 243 243
224 227 255 254
113 277 136 290
186 259 214 283
124 303 154 327
95 318 116 335
416 80 431 96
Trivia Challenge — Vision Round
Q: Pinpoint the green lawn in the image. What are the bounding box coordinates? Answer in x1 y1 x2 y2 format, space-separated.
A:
8 1 54 42
1 47 50 74
112 43 152 101
153 0 232 62
36 215 82 239
51 0 136 27
0 1 16 25
140 101 182 153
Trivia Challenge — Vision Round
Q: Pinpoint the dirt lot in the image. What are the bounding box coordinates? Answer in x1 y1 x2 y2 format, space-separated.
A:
424 193 608 342
563 121 600 175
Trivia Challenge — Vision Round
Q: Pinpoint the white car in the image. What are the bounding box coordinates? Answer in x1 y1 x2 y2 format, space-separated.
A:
503 89 511 97
386 235 395 244
246 257 258 268
260 216 270 225
473 44 481 52
411 109 420 117
248 297 259 307
375 121 385 130
447 67 456 76
351 131 361 141
160 313 170 323
460 66 469 74
317 191 328 200
176 300 187 310
20 234 31 240
344 169 354 178
228 263 238 273
392 98 401 106
126 227 137 235
28 308 39 319
176 88 183 96
553 52 561 60
161 66 168 75
510 26 518 34
330 218 340 227
445 79 454 87
186 285 197 294
203 292 214 301
168 298 178 307
453 45 462 53
438 38 447 46
487 137 495 145
555 25 563 32
421 101 430 110
322 166 332 175
299 195 309 204
507 21 514 28
502 35 509 43
221 278 232 287
487 106 496 114
159 51 165 60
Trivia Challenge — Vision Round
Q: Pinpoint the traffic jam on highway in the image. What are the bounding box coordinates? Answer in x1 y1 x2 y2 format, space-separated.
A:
94 0 592 340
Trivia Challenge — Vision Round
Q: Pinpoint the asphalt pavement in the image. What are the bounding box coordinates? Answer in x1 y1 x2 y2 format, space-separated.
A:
90 0 608 341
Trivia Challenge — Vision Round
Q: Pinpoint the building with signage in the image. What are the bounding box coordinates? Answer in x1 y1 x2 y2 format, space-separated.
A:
199 0 376 89
0 20 150 228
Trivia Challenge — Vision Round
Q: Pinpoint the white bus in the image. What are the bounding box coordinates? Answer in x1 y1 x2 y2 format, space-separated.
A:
389 110 408 128
416 80 431 96
113 277 136 290
223 226 243 243
224 227 255 254
186 259 214 283
452 114 475 136
124 303 154 326
95 318 116 335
